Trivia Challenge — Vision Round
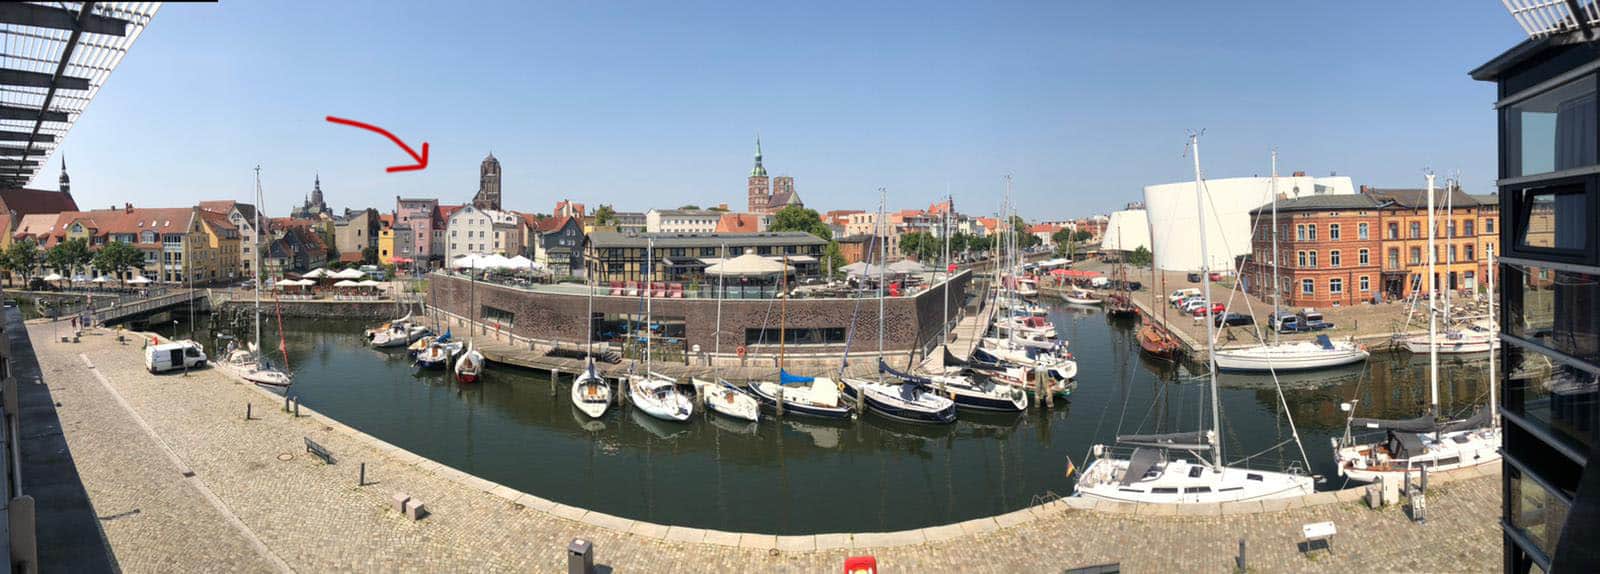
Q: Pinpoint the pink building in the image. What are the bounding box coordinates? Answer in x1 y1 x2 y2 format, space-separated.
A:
396 197 439 266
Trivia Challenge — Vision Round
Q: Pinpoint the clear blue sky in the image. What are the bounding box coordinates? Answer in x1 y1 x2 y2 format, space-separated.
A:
44 1 1525 219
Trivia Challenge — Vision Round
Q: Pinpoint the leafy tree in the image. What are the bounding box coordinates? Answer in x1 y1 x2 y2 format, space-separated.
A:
769 205 832 241
1072 230 1093 243
6 239 39 286
594 204 617 227
361 246 379 265
1127 245 1153 268
707 205 729 212
90 240 143 285
678 204 701 211
1051 228 1074 247
821 241 846 277
46 238 92 276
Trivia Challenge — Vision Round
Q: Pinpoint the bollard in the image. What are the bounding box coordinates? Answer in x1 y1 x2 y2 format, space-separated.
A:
567 538 595 574
359 462 366 487
550 369 557 396
1237 538 1246 572
245 403 252 421
284 393 291 413
293 397 300 418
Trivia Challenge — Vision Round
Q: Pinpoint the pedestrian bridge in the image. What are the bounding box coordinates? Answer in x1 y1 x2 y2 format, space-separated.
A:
95 290 208 326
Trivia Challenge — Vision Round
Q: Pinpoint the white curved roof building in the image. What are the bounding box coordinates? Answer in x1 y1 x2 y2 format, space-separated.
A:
1144 175 1355 272
1101 209 1150 252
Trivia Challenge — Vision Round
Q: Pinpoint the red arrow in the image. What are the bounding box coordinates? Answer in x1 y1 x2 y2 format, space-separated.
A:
325 115 429 173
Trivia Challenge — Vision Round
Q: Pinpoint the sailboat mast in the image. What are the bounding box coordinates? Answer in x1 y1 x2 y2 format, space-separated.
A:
877 188 887 380
1270 150 1281 346
253 165 263 356
645 239 653 374
585 250 594 362
1426 172 1439 417
942 196 950 346
714 243 725 377
1190 133 1223 469
1488 250 1498 427
779 255 788 369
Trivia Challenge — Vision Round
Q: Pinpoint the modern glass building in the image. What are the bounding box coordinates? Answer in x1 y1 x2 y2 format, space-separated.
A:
1472 7 1600 572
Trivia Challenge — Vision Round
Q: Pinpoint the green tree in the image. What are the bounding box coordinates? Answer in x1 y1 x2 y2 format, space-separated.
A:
899 232 923 259
1127 245 1153 268
90 240 143 285
1072 230 1093 243
821 241 846 277
46 237 92 276
594 204 617 227
678 204 701 211
361 245 379 265
769 205 832 241
6 239 39 287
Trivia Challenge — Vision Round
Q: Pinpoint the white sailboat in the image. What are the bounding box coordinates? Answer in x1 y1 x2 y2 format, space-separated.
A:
1333 172 1501 482
1212 150 1368 372
689 243 760 422
571 263 610 418
224 166 293 388
1077 133 1315 504
627 238 693 422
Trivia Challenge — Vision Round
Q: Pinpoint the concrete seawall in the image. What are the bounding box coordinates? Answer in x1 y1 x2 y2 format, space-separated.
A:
214 299 405 321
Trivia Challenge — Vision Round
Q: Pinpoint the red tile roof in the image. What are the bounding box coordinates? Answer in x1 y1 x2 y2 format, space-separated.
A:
0 188 78 217
198 200 236 214
534 215 573 233
715 212 761 233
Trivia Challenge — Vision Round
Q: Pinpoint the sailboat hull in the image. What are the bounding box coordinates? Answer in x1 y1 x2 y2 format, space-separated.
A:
840 379 957 425
1332 427 1501 483
1074 456 1315 504
748 381 853 419
1213 344 1368 372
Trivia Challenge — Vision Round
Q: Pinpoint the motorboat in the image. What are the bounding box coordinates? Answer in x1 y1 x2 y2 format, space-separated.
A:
977 338 1071 369
1213 335 1369 372
1062 289 1104 306
371 319 428 348
570 361 611 419
691 378 760 423
747 371 854 419
995 316 1056 339
1014 277 1039 298
628 373 693 422
454 343 484 383
839 361 957 425
998 295 1048 317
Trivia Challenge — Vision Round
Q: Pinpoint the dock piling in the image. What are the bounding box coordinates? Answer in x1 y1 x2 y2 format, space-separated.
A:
245 403 252 421
359 462 366 487
283 393 290 413
775 387 784 417
293 397 300 418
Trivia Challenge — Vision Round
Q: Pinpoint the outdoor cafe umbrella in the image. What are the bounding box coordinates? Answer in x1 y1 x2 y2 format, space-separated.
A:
704 251 790 277
127 276 152 285
273 278 301 288
449 254 481 269
505 255 536 271
302 268 332 279
333 279 360 287
42 273 63 282
478 254 513 270
331 268 365 280
887 260 927 274
357 279 382 287
91 275 112 283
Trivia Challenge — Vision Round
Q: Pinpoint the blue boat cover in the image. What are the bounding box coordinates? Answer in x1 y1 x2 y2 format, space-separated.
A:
437 329 452 343
878 359 933 387
779 369 814 385
1315 334 1332 350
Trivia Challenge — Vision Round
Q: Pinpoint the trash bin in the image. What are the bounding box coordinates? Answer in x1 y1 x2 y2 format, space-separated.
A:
567 538 594 574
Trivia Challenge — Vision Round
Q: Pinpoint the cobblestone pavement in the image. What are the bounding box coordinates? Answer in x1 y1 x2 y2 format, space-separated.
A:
33 323 1502 573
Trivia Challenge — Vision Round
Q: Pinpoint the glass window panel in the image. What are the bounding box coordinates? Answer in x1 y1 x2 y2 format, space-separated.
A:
1506 77 1597 177
1504 344 1599 453
1504 261 1600 363
1515 186 1588 251
1509 466 1572 559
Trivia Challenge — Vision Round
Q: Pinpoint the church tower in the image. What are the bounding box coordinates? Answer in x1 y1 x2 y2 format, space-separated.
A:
473 153 502 210
57 156 70 197
746 136 769 213
311 173 324 209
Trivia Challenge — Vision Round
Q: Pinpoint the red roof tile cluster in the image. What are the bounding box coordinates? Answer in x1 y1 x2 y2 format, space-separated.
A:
715 212 761 233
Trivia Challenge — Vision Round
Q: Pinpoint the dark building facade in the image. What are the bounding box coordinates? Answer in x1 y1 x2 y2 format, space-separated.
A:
1473 29 1600 574
472 153 502 210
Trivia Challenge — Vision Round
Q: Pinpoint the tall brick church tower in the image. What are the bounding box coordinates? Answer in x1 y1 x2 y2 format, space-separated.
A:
473 152 502 210
746 136 769 213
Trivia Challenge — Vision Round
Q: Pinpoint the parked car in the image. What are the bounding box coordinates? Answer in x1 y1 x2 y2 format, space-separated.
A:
144 341 207 374
1297 309 1334 330
1190 303 1226 317
1186 272 1203 283
1214 312 1254 327
1167 288 1201 304
1181 299 1210 314
1209 272 1223 282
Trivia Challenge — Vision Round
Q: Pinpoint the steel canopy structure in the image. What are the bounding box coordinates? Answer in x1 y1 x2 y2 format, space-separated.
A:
0 2 159 187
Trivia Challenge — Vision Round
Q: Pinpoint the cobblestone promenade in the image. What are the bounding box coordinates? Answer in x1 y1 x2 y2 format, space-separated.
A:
30 322 1502 572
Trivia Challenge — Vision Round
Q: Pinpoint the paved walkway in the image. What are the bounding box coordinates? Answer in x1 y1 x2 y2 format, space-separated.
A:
30 321 1503 572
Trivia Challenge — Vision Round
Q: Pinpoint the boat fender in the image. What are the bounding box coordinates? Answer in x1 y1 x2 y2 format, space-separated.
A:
736 345 747 358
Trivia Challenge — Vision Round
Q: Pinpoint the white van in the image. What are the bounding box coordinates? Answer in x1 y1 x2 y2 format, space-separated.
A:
145 341 207 373
1168 288 1201 305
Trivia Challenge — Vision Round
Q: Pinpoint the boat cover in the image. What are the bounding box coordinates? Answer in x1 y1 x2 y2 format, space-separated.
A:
1116 431 1211 450
1351 413 1438 433
779 369 814 385
1315 334 1333 350
1390 432 1427 459
879 360 933 387
1439 406 1493 433
437 329 452 343
1120 447 1164 486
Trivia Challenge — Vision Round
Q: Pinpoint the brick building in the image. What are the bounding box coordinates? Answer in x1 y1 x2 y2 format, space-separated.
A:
1244 194 1383 308
745 137 802 214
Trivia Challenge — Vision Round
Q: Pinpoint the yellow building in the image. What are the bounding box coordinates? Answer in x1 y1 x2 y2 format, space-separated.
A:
1369 188 1499 300
197 210 241 283
377 213 396 264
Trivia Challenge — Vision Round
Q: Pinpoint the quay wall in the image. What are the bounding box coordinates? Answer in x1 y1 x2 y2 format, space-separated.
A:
214 299 402 321
427 271 970 361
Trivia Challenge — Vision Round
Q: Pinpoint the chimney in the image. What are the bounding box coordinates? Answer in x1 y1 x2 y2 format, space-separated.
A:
1292 171 1306 177
124 202 133 213
718 203 728 211
1360 185 1370 194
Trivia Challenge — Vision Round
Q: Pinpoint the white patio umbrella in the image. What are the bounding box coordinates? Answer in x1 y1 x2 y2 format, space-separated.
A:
274 278 300 288
505 255 535 270
333 279 360 287
704 251 790 277
41 273 63 282
449 254 481 269
478 254 513 269
888 260 927 274
293 279 318 286
357 279 381 287
70 274 89 283
127 276 152 285
302 268 331 278
331 268 365 280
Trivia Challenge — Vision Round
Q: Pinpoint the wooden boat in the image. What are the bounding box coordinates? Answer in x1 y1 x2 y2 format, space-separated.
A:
1137 314 1182 361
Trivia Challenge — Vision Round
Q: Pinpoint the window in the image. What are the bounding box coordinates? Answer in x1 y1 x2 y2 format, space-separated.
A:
1505 76 1597 177
1410 247 1422 265
1449 245 1457 263
1307 224 1317 240
1388 223 1399 239
1330 250 1341 267
1358 222 1369 240
744 327 848 345
1465 244 1474 261
1301 279 1314 295
481 305 515 327
1358 248 1369 265
1388 248 1400 269
1329 224 1341 240
1297 251 1306 267
1503 261 1600 365
1464 220 1475 236
1329 278 1343 294
1448 220 1457 238
1513 184 1589 253
1487 218 1496 234
1508 465 1572 562
1410 222 1421 238
1308 251 1317 268
1296 224 1305 241
1359 276 1370 291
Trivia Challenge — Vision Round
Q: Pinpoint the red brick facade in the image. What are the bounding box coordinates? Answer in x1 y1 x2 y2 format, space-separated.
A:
1244 207 1383 308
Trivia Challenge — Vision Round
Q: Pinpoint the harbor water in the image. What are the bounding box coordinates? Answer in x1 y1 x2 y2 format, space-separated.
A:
192 300 1492 534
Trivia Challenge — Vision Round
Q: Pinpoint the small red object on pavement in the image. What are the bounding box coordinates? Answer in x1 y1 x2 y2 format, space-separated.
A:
844 556 877 574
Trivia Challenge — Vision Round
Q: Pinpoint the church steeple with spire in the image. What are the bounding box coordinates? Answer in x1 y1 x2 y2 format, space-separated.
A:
57 155 70 197
290 172 331 219
746 135 771 212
